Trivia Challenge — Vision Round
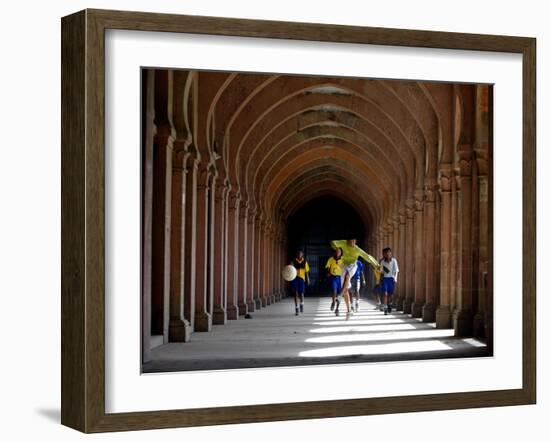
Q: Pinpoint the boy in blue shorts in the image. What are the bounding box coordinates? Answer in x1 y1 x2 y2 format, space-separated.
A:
380 247 399 315
290 250 310 316
325 247 344 314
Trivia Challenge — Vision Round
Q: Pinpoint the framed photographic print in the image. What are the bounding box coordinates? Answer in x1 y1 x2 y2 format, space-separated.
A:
61 8 536 433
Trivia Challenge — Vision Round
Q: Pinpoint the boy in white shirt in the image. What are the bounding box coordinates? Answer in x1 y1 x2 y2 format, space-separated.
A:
380 247 399 315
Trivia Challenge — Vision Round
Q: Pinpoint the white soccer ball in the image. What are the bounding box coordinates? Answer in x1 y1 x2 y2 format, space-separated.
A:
282 265 297 282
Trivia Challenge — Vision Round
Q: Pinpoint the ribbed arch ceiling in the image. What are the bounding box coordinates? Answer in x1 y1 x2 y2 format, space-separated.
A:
196 71 443 232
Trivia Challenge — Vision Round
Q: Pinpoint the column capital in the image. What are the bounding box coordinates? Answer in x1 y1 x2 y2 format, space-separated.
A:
424 178 439 203
247 204 257 223
239 200 249 218
413 189 425 211
474 146 490 176
391 214 400 230
457 146 474 177
398 207 407 224
215 180 229 202
438 163 454 192
227 190 240 210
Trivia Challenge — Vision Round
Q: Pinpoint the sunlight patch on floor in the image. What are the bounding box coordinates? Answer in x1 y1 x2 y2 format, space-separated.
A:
298 340 453 357
305 328 455 344
308 323 418 334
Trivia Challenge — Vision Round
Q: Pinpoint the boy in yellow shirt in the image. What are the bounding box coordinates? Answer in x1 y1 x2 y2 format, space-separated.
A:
325 247 344 314
330 238 379 319
290 250 310 316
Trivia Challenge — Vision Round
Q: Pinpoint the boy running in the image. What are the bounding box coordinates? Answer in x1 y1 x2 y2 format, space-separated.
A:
380 247 399 315
330 238 379 320
290 250 310 316
325 247 344 314
350 258 366 312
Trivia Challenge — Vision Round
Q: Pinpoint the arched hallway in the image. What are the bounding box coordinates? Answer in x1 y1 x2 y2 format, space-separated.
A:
141 68 493 369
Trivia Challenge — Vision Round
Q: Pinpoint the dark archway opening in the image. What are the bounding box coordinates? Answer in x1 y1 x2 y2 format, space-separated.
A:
286 195 367 296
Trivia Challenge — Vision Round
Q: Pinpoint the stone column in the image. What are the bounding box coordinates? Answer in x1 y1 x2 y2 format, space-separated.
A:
422 179 438 322
193 164 213 332
390 215 400 306
474 149 490 337
212 181 228 325
246 207 257 312
264 222 272 305
237 201 249 316
151 125 174 342
403 200 415 314
411 191 425 318
142 69 155 362
254 212 263 309
168 146 192 342
225 190 240 320
397 210 407 311
454 148 474 336
268 225 276 304
259 219 269 307
449 170 459 314
183 153 198 330
436 164 453 328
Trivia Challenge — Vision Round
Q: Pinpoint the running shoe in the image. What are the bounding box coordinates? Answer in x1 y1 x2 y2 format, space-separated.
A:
300 304 304 313
295 308 299 316
330 300 335 311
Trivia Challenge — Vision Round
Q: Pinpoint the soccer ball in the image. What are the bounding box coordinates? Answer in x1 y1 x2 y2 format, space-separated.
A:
282 265 297 282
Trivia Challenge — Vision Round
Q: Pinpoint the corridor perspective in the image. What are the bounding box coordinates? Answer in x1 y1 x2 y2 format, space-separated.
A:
141 68 493 372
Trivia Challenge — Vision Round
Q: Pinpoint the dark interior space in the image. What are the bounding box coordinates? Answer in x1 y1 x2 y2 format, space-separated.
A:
286 195 366 296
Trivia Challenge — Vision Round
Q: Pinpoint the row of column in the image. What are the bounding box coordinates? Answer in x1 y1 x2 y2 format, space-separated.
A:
366 86 492 348
143 71 288 363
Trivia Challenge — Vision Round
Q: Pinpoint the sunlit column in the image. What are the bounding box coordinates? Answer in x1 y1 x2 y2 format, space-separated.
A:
225 190 240 320
151 71 175 342
183 153 198 330
193 165 213 332
411 190 426 318
454 148 474 336
403 199 415 314
254 211 263 309
212 181 228 325
246 206 256 312
168 146 192 341
436 164 453 328
422 179 438 322
237 201 249 316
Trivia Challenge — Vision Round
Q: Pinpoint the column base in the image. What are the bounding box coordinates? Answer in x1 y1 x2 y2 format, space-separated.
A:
168 318 192 342
435 305 452 329
395 295 404 311
265 295 271 306
411 301 423 318
254 297 262 310
213 307 227 325
403 298 413 314
453 309 474 337
247 300 255 312
422 303 436 323
473 312 485 338
270 294 276 304
194 311 212 332
238 302 249 316
261 296 267 307
226 304 239 320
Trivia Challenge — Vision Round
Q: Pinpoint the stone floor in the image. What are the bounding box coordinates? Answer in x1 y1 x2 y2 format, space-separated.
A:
142 296 489 373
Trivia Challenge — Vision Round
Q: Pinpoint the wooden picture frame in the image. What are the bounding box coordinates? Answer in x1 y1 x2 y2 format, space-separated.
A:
61 8 536 433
